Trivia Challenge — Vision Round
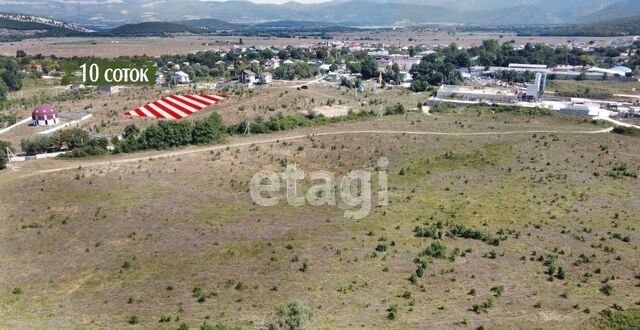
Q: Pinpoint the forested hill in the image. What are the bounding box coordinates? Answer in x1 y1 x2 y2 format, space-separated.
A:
513 15 640 36
0 13 92 41
104 22 197 37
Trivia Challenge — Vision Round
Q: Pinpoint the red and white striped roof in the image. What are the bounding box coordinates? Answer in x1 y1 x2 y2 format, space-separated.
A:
125 94 227 120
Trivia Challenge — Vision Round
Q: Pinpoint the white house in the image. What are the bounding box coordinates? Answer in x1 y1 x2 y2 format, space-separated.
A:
319 64 332 72
265 58 280 69
259 72 272 84
239 70 256 84
171 71 190 85
98 85 119 94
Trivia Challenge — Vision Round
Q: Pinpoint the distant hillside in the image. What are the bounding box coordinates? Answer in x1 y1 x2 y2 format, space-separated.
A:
250 20 341 29
506 15 640 36
99 19 356 37
105 22 195 36
0 13 92 41
178 18 242 31
461 5 563 25
0 13 94 32
579 0 640 22
0 0 630 28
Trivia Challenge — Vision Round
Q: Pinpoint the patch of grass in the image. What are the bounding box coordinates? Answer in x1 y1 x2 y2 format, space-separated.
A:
590 307 640 330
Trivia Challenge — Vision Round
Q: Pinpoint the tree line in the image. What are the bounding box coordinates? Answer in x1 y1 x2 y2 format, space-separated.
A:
0 56 23 101
20 128 108 157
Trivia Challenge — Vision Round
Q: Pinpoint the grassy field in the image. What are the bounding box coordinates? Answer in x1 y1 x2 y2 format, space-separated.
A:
1 108 639 329
0 81 426 152
0 34 630 58
547 80 640 101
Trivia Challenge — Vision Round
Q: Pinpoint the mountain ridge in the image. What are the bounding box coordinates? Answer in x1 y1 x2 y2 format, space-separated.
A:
0 0 635 27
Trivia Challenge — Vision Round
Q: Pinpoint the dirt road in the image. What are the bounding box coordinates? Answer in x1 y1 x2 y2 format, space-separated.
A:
3 127 614 180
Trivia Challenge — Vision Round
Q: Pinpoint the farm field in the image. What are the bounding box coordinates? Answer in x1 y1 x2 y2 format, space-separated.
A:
0 33 630 58
1 109 639 329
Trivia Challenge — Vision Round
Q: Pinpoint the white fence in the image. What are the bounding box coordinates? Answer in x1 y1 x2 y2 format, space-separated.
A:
0 117 31 135
8 151 67 162
37 114 93 136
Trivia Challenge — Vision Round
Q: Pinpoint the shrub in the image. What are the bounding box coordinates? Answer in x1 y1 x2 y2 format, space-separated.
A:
387 304 399 320
385 103 405 115
612 126 640 137
556 267 566 280
601 283 614 296
423 241 447 259
128 315 139 324
595 307 640 329
491 285 504 297
267 301 312 330
472 298 494 314
200 322 242 330
375 243 388 252
11 287 22 295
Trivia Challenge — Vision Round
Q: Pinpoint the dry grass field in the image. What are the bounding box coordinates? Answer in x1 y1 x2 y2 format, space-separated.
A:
547 80 640 101
1 82 425 152
0 36 326 58
1 108 639 329
0 33 628 58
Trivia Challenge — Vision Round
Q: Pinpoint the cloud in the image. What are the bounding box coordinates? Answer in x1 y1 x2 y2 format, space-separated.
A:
141 1 166 8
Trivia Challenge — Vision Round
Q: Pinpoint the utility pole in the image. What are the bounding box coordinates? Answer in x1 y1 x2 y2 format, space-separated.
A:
243 121 250 135
6 147 16 161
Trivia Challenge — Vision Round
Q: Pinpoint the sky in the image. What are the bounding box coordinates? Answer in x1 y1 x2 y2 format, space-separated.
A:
221 0 331 3
236 0 329 2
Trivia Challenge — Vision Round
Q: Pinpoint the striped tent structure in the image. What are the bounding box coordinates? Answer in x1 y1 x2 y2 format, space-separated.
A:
125 94 227 119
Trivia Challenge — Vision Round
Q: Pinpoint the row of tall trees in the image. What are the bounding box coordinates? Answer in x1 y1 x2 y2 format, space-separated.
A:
0 56 23 101
19 128 104 155
115 113 226 153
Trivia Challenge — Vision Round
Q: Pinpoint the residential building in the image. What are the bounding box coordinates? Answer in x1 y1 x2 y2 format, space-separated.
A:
171 71 190 85
98 85 119 94
239 70 256 84
265 58 280 69
258 72 272 84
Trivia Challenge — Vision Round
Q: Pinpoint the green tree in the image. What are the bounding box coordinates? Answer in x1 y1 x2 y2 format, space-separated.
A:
192 113 226 144
267 301 312 330
56 128 90 149
0 80 8 101
0 56 23 93
360 56 378 80
21 136 54 155
0 140 12 170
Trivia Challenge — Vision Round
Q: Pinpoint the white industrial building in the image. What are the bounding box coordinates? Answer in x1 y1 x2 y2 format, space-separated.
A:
436 85 520 103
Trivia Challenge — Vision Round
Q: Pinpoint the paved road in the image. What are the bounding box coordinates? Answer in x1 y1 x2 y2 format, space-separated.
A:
5 127 614 178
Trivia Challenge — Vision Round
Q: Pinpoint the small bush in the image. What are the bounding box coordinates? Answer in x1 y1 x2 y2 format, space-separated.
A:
491 285 504 297
267 301 312 330
601 283 614 296
387 304 399 320
128 315 139 324
422 241 447 259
